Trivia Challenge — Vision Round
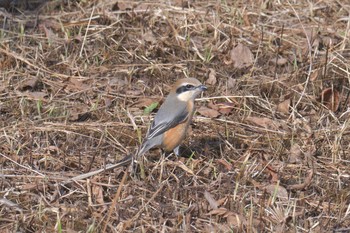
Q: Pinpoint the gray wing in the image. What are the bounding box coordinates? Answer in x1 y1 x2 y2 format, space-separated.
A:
145 97 189 140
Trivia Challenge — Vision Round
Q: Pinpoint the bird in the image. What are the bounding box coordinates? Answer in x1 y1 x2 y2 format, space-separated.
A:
136 77 207 158
102 78 207 172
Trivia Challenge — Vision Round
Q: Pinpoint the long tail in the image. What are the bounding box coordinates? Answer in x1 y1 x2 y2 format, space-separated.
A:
62 154 133 185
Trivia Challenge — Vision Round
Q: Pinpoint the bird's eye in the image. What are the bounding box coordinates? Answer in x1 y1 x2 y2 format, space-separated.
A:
186 84 194 89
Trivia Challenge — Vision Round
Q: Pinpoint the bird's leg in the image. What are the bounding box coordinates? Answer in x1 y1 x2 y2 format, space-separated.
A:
173 146 180 156
129 148 143 179
128 156 137 178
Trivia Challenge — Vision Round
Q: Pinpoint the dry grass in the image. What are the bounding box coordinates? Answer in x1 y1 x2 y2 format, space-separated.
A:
1 0 350 232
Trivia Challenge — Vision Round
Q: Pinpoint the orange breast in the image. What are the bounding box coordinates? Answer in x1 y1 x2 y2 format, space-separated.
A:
162 121 189 152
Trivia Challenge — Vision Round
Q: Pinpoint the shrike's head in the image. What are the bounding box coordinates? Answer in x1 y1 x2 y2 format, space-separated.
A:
172 78 207 102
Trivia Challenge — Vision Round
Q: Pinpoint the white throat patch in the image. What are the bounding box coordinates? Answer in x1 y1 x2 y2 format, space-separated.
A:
177 90 196 102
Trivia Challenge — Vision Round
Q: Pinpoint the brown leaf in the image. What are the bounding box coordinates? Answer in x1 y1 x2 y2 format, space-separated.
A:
197 106 220 118
289 144 302 164
310 69 319 81
226 212 246 228
143 31 156 44
276 57 288 66
20 183 39 191
92 184 105 205
206 68 217 85
319 88 340 112
207 207 229 216
67 77 90 91
227 77 236 88
43 25 60 43
229 43 254 68
125 89 142 96
134 2 149 11
103 97 113 108
166 161 194 175
109 77 128 86
264 184 288 199
216 197 228 206
245 117 280 130
287 169 313 190
217 159 233 170
114 1 134 11
276 99 290 114
132 98 157 108
271 57 288 66
19 77 38 90
204 190 218 210
207 208 246 229
217 102 235 115
265 163 279 183
207 101 219 110
20 91 47 100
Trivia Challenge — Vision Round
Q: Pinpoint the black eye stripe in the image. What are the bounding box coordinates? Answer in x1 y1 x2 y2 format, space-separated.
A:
176 84 195 94
176 86 188 94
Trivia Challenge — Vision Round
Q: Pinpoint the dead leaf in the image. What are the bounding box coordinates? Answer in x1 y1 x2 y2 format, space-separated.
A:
319 88 340 112
206 68 217 85
204 190 218 210
276 99 290 114
126 89 142 96
287 169 313 190
216 197 227 206
67 77 90 91
0 198 23 212
217 159 232 170
278 57 288 65
207 101 219 110
264 184 288 199
310 69 319 81
114 1 134 11
228 43 254 68
265 163 279 183
92 184 105 205
207 207 246 228
226 212 246 228
245 116 280 130
20 91 47 100
109 77 128 86
134 2 149 11
103 97 113 108
143 31 156 44
43 26 60 43
19 77 38 91
289 144 302 163
197 106 220 118
166 161 194 175
207 207 229 216
271 57 288 66
38 19 61 31
20 183 39 191
227 77 236 88
217 102 235 115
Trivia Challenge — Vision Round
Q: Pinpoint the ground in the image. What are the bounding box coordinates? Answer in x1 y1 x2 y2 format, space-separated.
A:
1 0 350 232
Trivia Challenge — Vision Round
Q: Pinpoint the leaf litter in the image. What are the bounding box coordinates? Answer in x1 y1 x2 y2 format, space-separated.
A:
0 0 350 232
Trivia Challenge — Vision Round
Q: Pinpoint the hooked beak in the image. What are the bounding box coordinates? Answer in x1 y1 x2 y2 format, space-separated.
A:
197 85 207 91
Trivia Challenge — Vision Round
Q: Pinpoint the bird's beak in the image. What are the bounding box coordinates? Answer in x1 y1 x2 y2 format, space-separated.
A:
198 85 207 91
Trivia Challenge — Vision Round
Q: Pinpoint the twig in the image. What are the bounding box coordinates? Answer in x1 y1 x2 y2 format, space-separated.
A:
0 152 45 177
102 169 128 233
